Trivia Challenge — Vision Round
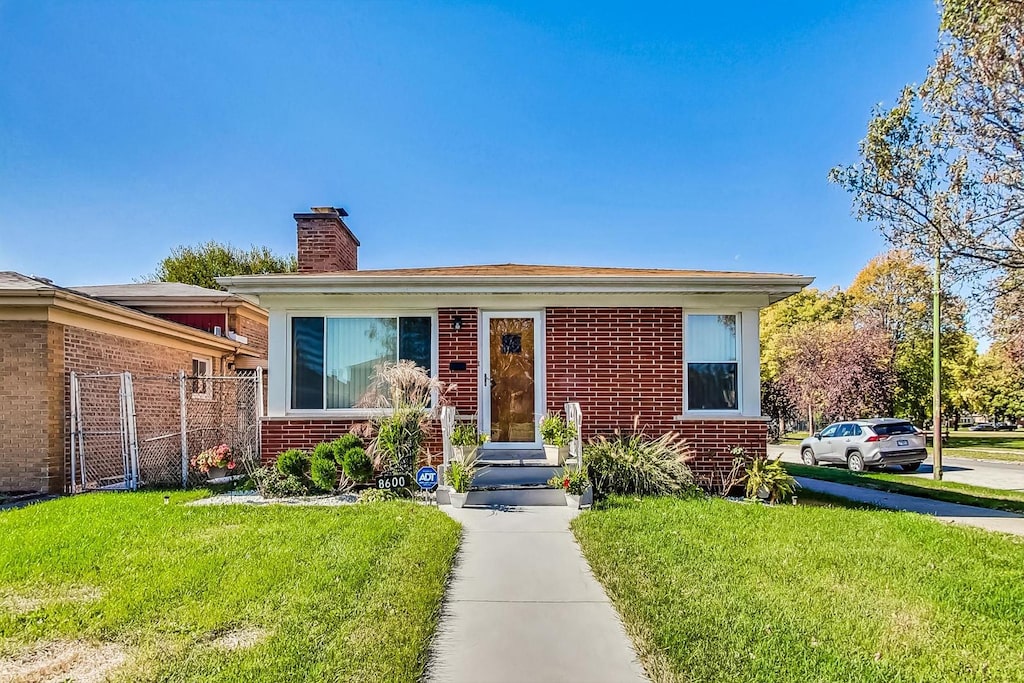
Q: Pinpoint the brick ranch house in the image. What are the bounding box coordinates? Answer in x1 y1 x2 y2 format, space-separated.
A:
221 207 812 479
0 273 268 494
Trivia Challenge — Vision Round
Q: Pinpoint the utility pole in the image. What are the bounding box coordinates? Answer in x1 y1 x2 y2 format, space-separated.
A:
932 244 943 480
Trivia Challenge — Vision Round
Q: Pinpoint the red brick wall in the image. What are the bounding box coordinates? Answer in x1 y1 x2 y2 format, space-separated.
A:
546 307 683 436
296 213 358 272
437 308 478 416
261 419 444 467
676 419 768 479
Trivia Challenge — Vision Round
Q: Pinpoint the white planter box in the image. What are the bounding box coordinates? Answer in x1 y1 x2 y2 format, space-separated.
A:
543 444 569 465
452 445 478 464
449 491 468 508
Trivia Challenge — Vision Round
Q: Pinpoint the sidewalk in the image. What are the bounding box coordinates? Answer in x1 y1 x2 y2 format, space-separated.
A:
425 506 648 683
796 477 1024 537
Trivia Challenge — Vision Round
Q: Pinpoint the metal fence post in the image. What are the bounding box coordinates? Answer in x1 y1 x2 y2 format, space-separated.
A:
69 371 78 493
179 369 188 489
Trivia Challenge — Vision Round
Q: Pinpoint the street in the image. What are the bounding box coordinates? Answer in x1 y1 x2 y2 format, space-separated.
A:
773 444 1024 492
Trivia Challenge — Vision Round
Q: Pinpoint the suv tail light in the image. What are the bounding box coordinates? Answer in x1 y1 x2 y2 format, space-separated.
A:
865 435 889 442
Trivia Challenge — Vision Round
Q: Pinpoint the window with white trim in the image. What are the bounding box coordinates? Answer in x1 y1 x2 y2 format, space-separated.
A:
685 314 739 411
191 356 212 399
291 316 432 410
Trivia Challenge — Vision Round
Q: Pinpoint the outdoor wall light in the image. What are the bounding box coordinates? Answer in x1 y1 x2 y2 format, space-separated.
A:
451 316 464 331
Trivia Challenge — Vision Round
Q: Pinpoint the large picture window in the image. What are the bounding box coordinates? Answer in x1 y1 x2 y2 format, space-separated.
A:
686 314 739 411
291 315 433 410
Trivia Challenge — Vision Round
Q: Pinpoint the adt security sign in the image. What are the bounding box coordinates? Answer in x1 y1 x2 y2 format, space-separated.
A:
415 466 439 491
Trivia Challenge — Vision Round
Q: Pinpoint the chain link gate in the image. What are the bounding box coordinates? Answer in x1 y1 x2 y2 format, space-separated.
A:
70 369 262 491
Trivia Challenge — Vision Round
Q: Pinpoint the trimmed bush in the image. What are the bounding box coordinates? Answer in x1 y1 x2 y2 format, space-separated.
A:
358 488 399 504
251 466 308 498
310 455 338 492
330 433 364 464
342 447 374 483
276 449 308 478
312 442 334 463
584 431 699 498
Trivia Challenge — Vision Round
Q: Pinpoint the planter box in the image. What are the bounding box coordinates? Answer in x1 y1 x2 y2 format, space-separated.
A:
207 467 229 480
452 445 478 464
449 491 468 508
543 444 569 465
565 485 594 509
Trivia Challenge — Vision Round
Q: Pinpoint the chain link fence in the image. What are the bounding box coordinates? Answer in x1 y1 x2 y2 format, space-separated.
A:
70 369 262 491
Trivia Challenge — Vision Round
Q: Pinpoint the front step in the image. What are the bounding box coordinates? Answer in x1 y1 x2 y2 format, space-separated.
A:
438 459 569 506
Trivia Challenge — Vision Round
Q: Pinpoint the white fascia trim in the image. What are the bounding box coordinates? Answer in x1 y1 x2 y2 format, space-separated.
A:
220 274 814 298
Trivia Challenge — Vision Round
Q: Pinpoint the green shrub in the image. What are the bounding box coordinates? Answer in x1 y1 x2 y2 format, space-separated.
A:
584 430 699 497
357 488 399 504
540 412 577 447
276 449 308 477
312 441 334 463
374 409 426 474
744 453 798 504
310 455 338 492
342 447 374 483
330 433 363 464
251 466 308 498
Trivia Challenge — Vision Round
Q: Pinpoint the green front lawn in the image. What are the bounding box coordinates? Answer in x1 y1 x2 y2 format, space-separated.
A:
783 462 1024 514
573 496 1024 683
946 431 1024 451
0 491 460 682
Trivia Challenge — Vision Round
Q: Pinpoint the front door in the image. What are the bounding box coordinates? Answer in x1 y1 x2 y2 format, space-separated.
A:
481 312 542 448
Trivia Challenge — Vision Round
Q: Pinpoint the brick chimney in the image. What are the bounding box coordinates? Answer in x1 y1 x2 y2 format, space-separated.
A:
295 206 360 273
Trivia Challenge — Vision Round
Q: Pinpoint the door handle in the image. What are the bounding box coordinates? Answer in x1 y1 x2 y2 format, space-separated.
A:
484 373 495 388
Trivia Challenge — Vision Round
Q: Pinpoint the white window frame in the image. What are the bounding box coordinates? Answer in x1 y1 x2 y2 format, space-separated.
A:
285 310 439 417
684 312 742 415
191 356 213 400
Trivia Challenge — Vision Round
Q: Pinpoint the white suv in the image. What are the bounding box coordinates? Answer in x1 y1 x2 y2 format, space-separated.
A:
799 419 927 472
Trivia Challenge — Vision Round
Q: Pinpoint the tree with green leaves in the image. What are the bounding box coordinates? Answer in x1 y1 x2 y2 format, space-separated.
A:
146 241 297 291
829 0 1024 282
847 250 974 424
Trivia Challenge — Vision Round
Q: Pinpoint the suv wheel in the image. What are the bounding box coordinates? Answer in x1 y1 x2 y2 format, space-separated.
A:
847 451 866 473
801 448 817 466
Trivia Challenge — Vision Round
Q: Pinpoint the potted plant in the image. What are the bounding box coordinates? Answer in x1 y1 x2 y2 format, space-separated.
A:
539 412 577 465
191 443 236 479
548 467 591 509
744 453 799 504
449 422 488 464
444 458 476 508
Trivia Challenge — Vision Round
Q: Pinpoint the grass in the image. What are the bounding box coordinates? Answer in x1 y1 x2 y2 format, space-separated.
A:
784 462 1024 514
0 490 461 682
573 495 1024 683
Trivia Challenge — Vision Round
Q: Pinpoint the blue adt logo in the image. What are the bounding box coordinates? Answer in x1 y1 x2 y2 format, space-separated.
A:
415 466 439 490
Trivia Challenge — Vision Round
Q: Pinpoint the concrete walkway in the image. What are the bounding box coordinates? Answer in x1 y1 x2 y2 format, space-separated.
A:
425 505 648 683
796 477 1024 537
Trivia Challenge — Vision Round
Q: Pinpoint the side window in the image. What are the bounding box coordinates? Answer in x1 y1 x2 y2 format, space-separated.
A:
820 424 839 438
191 356 212 399
834 424 851 438
850 424 862 436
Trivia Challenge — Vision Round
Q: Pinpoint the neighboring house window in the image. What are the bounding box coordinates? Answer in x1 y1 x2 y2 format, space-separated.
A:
686 314 739 411
191 356 212 399
291 316 433 410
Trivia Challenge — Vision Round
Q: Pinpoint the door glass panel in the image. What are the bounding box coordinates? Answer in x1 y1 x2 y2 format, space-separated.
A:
489 317 536 442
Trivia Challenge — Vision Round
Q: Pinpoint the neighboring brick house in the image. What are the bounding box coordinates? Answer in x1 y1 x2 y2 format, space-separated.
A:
0 273 268 494
222 206 812 479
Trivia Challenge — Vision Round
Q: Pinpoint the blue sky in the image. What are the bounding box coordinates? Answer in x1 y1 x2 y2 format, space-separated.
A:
0 1 939 288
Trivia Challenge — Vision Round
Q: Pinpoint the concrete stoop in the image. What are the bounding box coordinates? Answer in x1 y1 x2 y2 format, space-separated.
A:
440 448 571 507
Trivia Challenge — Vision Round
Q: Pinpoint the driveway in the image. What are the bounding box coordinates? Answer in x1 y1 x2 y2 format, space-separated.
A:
772 443 1024 492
